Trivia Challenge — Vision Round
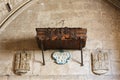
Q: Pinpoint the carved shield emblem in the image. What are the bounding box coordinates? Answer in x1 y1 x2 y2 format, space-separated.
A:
91 49 109 75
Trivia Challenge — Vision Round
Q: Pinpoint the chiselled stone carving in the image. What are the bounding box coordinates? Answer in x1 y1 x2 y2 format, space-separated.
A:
14 51 31 75
91 49 109 75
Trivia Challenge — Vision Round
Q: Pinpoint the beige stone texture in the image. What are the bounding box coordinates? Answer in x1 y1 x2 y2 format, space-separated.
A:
110 50 120 61
111 62 120 75
0 0 120 80
0 76 8 80
8 76 30 80
87 75 113 80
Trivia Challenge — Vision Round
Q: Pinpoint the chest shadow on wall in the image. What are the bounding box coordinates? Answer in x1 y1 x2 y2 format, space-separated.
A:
1 38 39 50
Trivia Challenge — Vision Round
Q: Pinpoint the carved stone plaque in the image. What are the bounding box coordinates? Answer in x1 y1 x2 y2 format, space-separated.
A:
91 49 109 75
14 51 31 75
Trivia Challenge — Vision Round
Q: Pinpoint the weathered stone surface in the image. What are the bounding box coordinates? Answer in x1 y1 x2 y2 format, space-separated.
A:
0 62 11 75
86 40 102 49
30 75 86 80
110 50 120 61
0 0 120 79
103 40 120 50
112 75 120 80
87 75 113 80
111 62 120 75
72 49 90 62
32 50 90 75
0 76 7 80
0 50 15 75
8 76 30 80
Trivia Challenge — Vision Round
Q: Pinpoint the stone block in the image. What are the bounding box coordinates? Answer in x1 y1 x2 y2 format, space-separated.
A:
0 76 7 80
32 51 42 75
67 61 90 75
0 62 11 75
0 50 15 75
32 62 41 75
112 75 120 80
38 60 90 75
30 75 86 80
72 49 90 62
39 62 57 75
103 40 120 50
0 50 14 62
50 12 78 20
34 50 54 63
60 0 91 10
8 76 30 80
84 3 98 10
36 0 60 11
87 30 107 41
33 50 54 75
78 76 88 80
86 40 102 49
30 76 52 80
1 29 18 40
111 61 120 75
87 75 113 80
110 50 120 61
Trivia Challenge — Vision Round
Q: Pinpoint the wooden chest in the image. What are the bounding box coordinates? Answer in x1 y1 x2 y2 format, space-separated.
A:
36 27 87 65
36 27 87 50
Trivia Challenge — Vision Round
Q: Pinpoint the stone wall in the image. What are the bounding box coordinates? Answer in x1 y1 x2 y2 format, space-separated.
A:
0 0 120 80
